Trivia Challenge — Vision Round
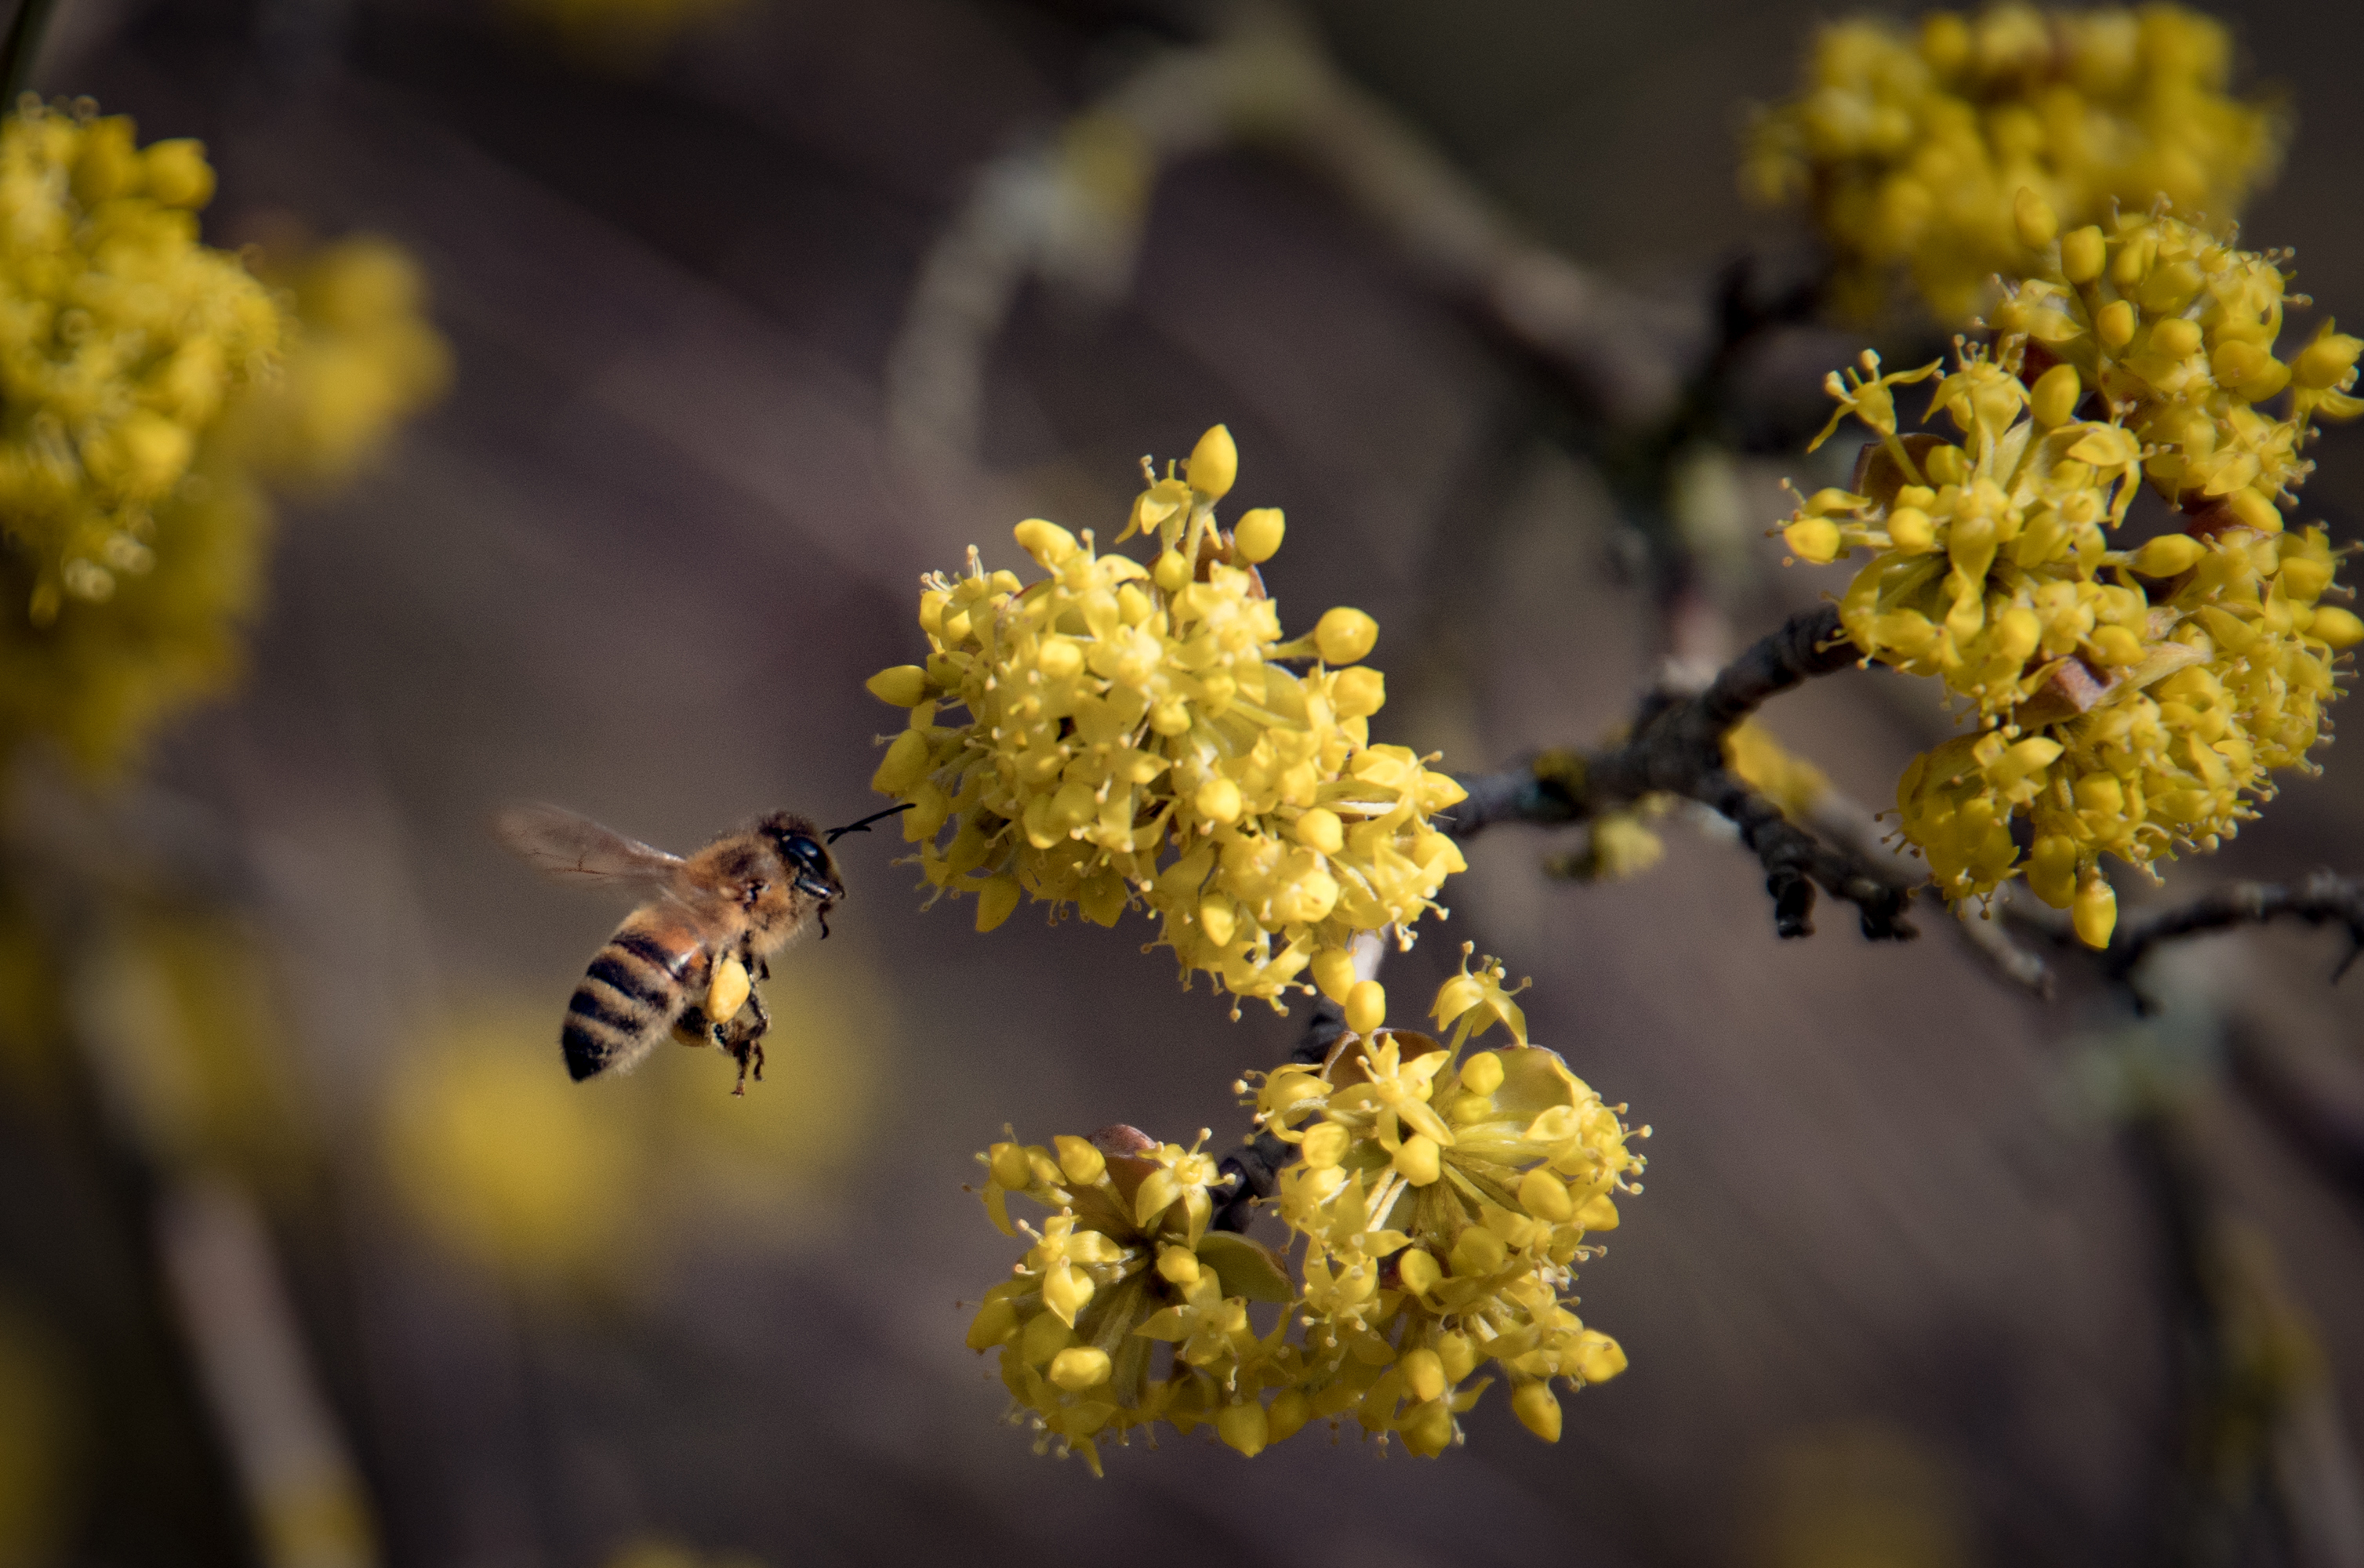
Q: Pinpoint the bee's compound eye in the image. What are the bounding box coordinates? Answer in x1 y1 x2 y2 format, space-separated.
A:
788 836 826 871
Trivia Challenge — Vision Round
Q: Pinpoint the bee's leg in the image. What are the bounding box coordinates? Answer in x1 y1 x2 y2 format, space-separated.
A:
741 988 772 1085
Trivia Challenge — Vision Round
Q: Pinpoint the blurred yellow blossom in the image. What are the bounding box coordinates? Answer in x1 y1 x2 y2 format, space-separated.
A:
966 1124 1299 1475
1247 954 1643 1454
0 108 448 778
868 426 1467 1008
0 104 281 630
1725 718 1832 821
1745 4 2283 321
386 966 884 1278
226 234 452 492
385 1003 645 1279
1783 212 2357 944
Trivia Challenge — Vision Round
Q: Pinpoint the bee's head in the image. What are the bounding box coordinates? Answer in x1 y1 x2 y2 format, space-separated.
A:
756 811 843 906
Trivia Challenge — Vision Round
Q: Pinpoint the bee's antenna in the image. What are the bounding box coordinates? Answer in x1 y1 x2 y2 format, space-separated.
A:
825 803 916 844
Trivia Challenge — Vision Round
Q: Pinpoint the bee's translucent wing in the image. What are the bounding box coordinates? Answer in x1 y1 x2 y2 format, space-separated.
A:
497 804 684 887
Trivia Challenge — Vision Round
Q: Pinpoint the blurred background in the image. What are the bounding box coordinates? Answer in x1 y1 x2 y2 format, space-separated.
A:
3 0 2362 1564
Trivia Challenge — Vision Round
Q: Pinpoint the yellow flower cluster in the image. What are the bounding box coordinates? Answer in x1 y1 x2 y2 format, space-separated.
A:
0 105 279 630
868 426 1468 1007
967 1124 1302 1474
1781 208 2360 945
1745 5 2282 321
225 234 452 492
0 108 449 776
966 953 1641 1468
1250 948 1640 1453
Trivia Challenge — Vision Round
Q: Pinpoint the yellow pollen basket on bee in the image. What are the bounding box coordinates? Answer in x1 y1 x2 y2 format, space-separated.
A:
865 426 1469 1007
1778 198 2360 947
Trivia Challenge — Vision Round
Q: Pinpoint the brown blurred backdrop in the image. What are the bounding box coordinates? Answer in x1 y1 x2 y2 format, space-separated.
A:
6 0 2363 1565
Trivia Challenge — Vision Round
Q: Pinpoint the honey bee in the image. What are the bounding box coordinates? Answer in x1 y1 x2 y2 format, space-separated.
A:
498 804 905 1094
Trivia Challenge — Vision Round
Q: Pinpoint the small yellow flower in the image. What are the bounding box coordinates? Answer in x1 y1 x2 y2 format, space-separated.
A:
869 428 1468 1007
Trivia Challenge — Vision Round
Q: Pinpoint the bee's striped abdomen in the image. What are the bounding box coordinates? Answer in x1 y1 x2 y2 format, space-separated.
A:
561 916 706 1081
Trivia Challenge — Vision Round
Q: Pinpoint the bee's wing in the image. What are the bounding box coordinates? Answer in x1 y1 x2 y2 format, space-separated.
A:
497 804 685 888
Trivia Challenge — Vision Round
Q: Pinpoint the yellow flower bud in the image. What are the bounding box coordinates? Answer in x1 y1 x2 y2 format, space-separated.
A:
1043 1261 1094 1326
1331 666 1385 718
1314 607 1379 665
1195 777 1244 823
1393 1133 1442 1185
1459 1051 1503 1095
1013 518 1079 566
1887 507 1934 553
143 139 216 207
975 877 1021 933
1512 1382 1562 1442
1575 1330 1628 1384
1233 507 1284 563
2097 299 2137 350
2031 363 2081 426
2152 318 2203 359
2073 873 2118 949
1294 808 1344 855
2091 625 2144 666
1157 1245 1200 1285
1153 549 1191 591
2132 535 2206 577
2061 225 2107 284
1402 1348 1447 1403
1267 1388 1312 1444
1187 424 1237 500
965 1293 1019 1350
2224 488 2282 534
1301 1123 1350 1169
1310 947 1357 1004
1993 605 2040 662
989 1141 1033 1189
2312 606 2364 649
1055 1134 1106 1185
2295 327 2362 390
1396 1247 1441 1298
2280 557 2333 603
1343 980 1386 1035
1198 894 1237 946
2028 834 2079 910
2013 187 2057 249
1216 1399 1268 1457
1518 1167 1574 1222
1783 517 1843 564
871 729 932 793
1449 1225 1507 1276
866 664 931 706
1048 1346 1111 1391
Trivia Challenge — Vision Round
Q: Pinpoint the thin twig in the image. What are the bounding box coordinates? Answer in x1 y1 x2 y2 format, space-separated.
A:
884 0 1690 476
0 0 60 107
1447 603 1918 942
2107 873 2364 1002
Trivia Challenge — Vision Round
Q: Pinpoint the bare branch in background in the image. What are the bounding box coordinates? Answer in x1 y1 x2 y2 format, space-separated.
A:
2107 873 2364 999
1448 604 1917 941
886 0 1693 477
